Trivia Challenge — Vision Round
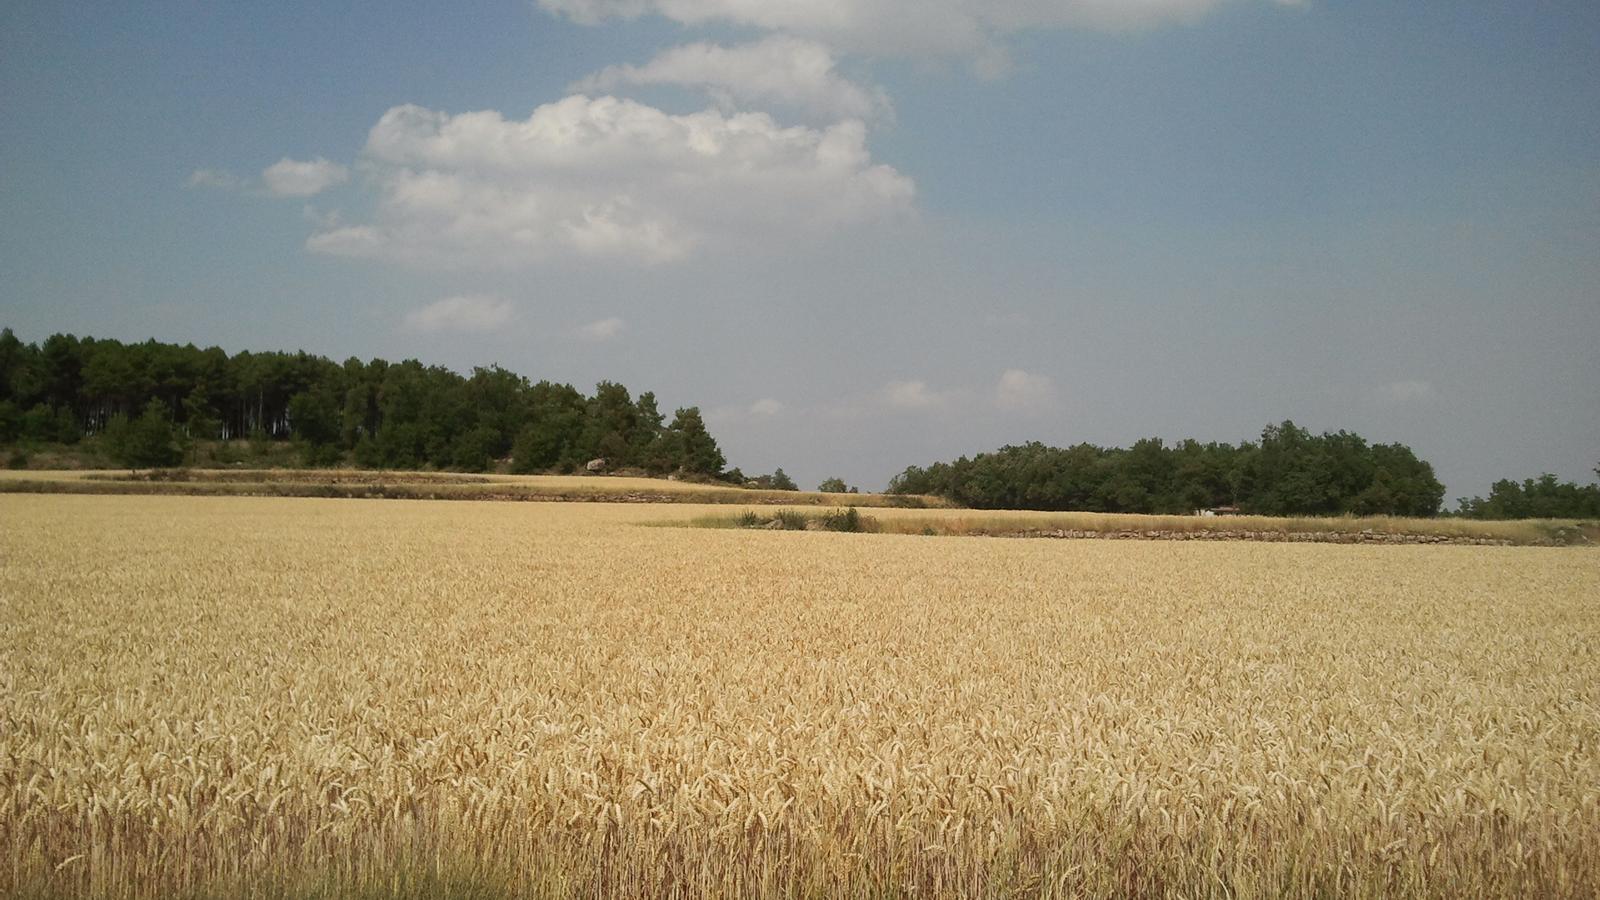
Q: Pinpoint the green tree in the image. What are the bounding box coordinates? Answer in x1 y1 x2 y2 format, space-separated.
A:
287 386 343 464
106 399 184 468
667 407 724 476
582 382 639 466
631 391 671 472
511 382 587 473
0 330 742 478
1457 473 1600 519
0 400 20 443
817 476 850 493
452 425 502 471
183 383 221 442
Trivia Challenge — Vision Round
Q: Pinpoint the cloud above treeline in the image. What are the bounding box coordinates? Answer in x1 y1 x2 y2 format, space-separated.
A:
576 316 627 341
261 157 349 197
995 369 1058 412
186 158 348 197
538 0 1305 62
811 371 1057 420
199 0 1298 271
574 36 891 122
401 295 515 333
305 97 913 267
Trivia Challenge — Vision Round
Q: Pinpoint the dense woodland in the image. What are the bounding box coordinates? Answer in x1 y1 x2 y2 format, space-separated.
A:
888 423 1450 516
1455 472 1600 520
3 329 1594 519
890 427 1600 519
0 329 729 476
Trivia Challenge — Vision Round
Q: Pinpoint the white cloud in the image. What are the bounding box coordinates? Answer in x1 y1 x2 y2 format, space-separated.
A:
819 378 971 419
995 368 1057 411
749 397 785 416
576 316 627 340
574 37 891 121
538 0 1305 59
306 96 913 267
262 157 350 197
827 373 1058 418
1377 380 1435 404
881 379 949 411
187 168 241 190
401 295 515 333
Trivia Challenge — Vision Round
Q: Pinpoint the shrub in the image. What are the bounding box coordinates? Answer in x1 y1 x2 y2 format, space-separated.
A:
821 507 874 533
105 400 185 469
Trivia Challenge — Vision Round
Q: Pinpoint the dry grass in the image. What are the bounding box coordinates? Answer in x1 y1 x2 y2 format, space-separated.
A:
869 508 1573 541
0 469 945 508
2 495 1598 898
679 506 1592 545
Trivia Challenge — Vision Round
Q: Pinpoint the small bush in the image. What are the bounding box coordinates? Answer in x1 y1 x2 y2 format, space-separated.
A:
736 511 762 528
774 510 809 531
6 449 30 469
821 507 875 533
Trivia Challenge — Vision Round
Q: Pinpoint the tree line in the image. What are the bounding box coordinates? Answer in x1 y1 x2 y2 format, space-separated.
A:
887 422 1448 516
5 328 1593 518
0 329 730 476
1454 470 1600 520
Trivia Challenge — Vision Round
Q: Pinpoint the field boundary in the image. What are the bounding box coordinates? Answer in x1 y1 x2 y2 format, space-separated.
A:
673 508 1598 547
0 470 946 508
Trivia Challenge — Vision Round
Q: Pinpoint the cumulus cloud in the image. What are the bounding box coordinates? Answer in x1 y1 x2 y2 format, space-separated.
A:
576 316 627 340
817 378 972 419
187 168 241 190
306 96 913 267
1377 380 1435 404
574 37 890 121
881 379 951 411
995 368 1057 411
538 0 1305 59
749 397 785 416
401 295 515 333
262 157 349 197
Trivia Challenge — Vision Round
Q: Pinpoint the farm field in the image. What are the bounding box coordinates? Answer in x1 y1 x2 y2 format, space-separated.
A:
2 494 1599 898
4 468 1592 544
0 468 941 509
678 506 1595 546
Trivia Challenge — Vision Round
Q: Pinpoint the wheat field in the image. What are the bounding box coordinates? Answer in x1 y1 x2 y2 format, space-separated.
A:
2 495 1598 898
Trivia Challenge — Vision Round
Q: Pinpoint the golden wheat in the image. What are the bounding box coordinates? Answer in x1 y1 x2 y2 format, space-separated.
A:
2 494 1597 898
0 469 941 508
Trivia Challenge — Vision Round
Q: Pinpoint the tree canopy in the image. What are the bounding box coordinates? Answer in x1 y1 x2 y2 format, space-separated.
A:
1455 473 1600 520
888 421 1447 517
0 328 730 477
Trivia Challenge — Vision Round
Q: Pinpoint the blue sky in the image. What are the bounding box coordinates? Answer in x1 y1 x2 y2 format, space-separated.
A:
3 0 1596 495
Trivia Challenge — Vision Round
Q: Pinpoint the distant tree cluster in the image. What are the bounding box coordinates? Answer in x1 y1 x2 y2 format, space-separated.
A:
0 329 729 476
888 421 1447 516
1455 471 1600 520
725 468 799 491
817 477 859 494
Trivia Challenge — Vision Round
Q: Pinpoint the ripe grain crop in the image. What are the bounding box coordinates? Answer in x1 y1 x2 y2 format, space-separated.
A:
0 469 945 508
2 495 1598 898
681 506 1588 545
